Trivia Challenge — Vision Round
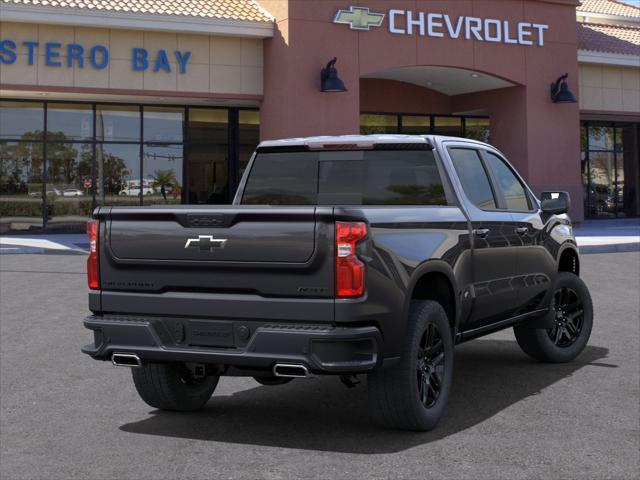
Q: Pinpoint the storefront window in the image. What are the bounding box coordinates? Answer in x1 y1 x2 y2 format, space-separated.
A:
582 121 639 218
186 109 229 204
360 114 399 134
47 104 93 141
96 143 141 206
361 112 489 141
239 110 260 181
96 105 141 142
143 107 184 143
401 115 430 135
465 118 491 142
433 116 463 137
0 100 260 229
46 142 93 228
0 141 44 232
143 145 183 205
0 101 44 141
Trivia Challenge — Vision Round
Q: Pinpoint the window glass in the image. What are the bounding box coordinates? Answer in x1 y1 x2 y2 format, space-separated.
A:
46 142 93 228
465 118 490 142
401 115 430 135
0 141 44 231
96 105 140 142
242 150 446 206
434 117 463 137
143 144 183 205
47 103 93 141
360 114 398 134
186 108 229 204
483 152 530 211
238 110 260 181
96 143 140 206
587 151 616 217
242 152 318 205
449 148 496 209
588 126 614 151
143 107 184 143
188 108 228 144
0 101 44 140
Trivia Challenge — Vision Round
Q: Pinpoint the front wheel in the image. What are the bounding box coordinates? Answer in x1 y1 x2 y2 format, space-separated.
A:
367 300 453 431
131 363 219 411
514 272 593 363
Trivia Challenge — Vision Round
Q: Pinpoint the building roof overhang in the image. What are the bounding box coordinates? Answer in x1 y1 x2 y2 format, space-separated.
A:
0 1 275 38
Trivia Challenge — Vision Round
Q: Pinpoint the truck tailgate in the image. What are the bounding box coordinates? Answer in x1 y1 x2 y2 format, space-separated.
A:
96 206 335 302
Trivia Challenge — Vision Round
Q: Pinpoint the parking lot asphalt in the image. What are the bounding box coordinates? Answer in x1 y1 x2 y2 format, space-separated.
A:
1 252 638 480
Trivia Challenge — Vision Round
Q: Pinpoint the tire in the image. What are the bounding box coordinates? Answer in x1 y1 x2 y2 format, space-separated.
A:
514 272 593 363
253 376 293 386
131 363 219 411
367 300 454 431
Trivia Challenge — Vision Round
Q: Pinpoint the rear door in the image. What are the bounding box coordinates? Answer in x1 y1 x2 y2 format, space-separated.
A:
445 144 521 329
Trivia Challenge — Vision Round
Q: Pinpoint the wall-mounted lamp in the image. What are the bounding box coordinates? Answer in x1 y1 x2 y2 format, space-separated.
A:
550 73 577 103
320 57 347 92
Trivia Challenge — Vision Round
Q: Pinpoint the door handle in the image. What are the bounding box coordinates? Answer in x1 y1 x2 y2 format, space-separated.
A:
473 228 490 238
515 227 529 236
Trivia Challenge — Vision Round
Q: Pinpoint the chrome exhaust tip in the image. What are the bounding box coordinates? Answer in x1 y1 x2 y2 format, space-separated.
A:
272 363 309 378
111 353 142 368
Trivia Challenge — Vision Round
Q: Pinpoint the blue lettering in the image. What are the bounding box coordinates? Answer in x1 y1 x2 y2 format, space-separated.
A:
22 41 38 65
45 42 62 67
0 40 17 65
153 49 171 73
89 45 109 69
132 48 148 71
67 43 84 68
174 51 191 74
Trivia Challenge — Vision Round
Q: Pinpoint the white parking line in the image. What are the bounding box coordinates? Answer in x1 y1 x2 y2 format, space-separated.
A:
0 238 70 250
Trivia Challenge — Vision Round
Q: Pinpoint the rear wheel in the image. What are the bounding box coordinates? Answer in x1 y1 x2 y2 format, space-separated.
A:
131 363 219 411
367 300 453 431
514 272 593 363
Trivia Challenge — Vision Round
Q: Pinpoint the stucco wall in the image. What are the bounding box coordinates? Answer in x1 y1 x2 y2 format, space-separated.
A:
579 63 640 114
0 22 263 96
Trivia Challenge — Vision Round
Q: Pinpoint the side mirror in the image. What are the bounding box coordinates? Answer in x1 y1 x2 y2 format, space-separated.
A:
540 191 571 215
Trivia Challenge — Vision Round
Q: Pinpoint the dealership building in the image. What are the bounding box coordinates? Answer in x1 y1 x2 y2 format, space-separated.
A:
0 0 638 232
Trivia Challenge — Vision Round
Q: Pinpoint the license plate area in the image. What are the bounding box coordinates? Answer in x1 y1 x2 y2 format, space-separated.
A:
186 320 235 347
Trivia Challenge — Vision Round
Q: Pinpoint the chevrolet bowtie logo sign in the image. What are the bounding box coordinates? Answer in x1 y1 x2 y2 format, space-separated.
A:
184 235 227 252
334 6 385 31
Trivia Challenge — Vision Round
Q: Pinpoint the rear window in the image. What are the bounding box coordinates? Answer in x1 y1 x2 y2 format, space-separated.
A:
241 150 448 206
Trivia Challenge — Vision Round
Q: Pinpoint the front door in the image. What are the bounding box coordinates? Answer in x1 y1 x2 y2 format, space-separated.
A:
480 150 557 315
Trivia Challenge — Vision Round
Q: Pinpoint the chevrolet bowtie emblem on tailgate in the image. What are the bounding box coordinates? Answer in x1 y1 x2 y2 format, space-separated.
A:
334 6 385 30
184 235 227 252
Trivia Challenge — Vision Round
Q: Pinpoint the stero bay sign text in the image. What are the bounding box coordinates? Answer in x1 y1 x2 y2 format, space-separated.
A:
0 40 192 73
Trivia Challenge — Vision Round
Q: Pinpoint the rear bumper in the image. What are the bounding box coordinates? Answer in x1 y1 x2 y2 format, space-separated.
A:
81 314 382 374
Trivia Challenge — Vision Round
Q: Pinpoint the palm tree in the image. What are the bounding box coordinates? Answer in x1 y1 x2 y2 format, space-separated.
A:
151 169 177 202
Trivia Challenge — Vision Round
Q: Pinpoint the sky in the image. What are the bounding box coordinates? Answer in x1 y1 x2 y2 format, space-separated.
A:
617 0 640 7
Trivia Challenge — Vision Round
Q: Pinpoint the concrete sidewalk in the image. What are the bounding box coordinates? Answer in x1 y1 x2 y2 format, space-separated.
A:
1 219 638 255
574 218 640 253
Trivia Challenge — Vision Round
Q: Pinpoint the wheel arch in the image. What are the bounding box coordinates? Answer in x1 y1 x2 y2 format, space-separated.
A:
405 260 460 337
558 243 580 276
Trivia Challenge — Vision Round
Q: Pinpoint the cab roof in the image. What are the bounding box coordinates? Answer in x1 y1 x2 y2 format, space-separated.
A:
257 134 488 150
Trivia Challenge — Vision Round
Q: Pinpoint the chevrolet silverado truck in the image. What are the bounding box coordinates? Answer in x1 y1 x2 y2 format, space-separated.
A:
82 135 593 431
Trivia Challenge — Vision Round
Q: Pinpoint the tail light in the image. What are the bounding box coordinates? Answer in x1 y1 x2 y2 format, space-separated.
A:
335 221 367 298
87 219 100 290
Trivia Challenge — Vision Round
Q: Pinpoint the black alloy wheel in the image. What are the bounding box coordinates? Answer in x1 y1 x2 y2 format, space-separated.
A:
548 287 584 347
417 323 445 408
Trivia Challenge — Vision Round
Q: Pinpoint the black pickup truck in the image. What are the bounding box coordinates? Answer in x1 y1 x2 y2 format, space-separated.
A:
82 135 593 431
